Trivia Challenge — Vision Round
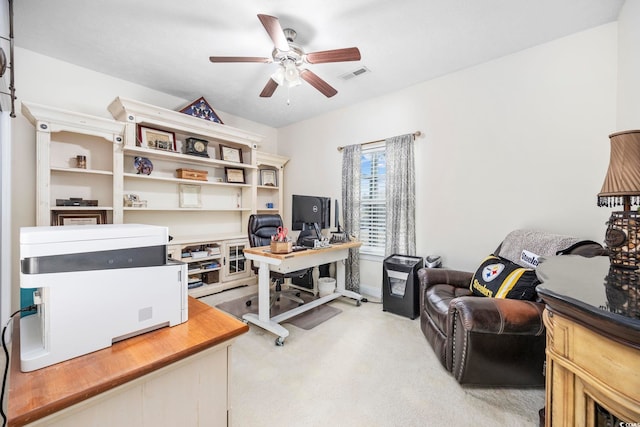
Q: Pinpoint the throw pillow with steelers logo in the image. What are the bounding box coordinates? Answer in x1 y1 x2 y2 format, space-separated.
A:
469 255 539 301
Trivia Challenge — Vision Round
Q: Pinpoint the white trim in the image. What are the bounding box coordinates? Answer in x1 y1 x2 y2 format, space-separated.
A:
359 252 385 262
359 282 382 300
1 111 11 325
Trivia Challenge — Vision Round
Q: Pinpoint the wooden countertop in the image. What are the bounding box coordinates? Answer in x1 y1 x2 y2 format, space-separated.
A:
536 255 640 349
7 297 248 426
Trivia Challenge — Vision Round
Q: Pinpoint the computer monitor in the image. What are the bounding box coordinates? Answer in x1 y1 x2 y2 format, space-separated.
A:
291 195 331 231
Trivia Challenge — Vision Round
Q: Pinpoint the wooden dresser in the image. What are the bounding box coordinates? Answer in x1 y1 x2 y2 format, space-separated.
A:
8 297 248 426
536 255 640 426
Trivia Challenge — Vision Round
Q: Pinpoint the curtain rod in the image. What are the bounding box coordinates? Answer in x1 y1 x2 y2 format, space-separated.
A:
337 131 421 152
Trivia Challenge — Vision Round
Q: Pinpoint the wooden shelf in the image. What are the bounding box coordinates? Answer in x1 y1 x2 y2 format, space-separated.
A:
123 208 251 213
188 266 221 275
123 172 251 188
51 167 113 176
51 206 113 211
123 145 257 170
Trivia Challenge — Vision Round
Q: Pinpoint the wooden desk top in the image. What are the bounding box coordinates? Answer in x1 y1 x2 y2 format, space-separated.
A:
244 240 361 261
536 255 639 349
8 297 248 426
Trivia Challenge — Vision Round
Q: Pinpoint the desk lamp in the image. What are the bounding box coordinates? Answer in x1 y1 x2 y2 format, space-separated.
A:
598 130 640 268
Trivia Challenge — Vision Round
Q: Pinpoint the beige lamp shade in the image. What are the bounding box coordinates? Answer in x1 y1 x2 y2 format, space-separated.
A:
598 130 640 210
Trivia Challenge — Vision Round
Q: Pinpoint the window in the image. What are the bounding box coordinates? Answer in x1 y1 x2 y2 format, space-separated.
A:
360 146 386 255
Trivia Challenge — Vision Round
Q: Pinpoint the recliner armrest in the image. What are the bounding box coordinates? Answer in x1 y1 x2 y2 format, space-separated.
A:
446 295 547 386
448 296 545 335
418 268 473 290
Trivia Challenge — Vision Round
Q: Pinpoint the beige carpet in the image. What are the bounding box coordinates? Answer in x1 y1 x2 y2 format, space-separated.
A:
215 292 342 330
201 287 545 427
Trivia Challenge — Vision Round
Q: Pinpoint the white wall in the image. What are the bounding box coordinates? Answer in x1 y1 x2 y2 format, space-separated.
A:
617 0 640 129
279 24 618 297
0 0 11 327
7 20 631 303
9 49 278 310
1 112 10 326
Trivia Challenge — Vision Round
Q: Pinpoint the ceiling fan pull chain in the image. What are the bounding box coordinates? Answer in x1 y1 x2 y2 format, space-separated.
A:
286 85 291 106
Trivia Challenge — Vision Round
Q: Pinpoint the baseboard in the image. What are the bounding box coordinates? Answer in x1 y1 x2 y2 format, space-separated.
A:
359 282 381 300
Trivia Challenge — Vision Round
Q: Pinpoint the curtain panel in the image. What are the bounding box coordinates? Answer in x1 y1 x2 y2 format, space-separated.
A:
341 144 361 292
385 134 416 256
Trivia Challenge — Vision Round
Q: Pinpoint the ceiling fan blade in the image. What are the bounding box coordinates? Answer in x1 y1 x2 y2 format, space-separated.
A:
209 56 271 63
257 14 289 52
299 69 337 98
260 78 279 97
305 47 361 64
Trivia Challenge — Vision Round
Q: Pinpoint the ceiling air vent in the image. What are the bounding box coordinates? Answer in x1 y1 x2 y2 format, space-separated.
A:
340 66 371 81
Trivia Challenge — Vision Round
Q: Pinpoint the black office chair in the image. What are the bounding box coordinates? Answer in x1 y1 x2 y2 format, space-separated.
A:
246 214 310 308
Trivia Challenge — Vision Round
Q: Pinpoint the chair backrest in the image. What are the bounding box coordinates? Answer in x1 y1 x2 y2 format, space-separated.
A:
247 214 283 247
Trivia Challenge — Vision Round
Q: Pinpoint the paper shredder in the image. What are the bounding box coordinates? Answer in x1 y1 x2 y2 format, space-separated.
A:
382 254 423 319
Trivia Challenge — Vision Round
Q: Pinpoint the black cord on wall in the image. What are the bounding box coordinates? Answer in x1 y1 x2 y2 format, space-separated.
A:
1 306 36 427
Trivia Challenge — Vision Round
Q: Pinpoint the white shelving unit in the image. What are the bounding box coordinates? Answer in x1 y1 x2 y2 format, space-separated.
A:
22 102 125 226
167 234 251 297
24 98 271 297
108 97 261 240
256 151 289 217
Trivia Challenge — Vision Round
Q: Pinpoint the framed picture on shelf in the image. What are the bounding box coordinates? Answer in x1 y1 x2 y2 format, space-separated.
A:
260 169 277 187
220 145 242 163
51 210 107 226
225 167 245 184
138 125 176 152
179 184 202 208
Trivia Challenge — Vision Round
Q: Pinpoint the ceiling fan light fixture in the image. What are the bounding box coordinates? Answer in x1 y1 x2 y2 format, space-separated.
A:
271 67 285 85
288 77 302 88
271 60 302 88
284 60 301 85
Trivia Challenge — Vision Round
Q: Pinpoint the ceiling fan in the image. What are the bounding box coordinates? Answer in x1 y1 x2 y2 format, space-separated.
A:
209 14 361 99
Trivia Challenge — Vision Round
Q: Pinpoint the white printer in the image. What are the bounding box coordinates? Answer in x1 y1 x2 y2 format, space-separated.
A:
19 224 188 372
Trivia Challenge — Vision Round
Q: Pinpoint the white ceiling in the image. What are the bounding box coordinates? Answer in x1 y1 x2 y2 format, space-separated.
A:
13 0 624 128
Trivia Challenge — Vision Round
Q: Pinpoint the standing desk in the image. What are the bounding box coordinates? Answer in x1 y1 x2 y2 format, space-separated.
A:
243 241 363 345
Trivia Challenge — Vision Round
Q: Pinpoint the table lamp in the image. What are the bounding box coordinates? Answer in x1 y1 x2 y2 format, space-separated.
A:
598 130 640 268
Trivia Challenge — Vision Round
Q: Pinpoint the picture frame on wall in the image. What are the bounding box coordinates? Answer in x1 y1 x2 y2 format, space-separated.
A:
260 169 277 187
138 125 176 152
51 210 107 226
225 167 245 184
179 184 202 208
219 145 243 163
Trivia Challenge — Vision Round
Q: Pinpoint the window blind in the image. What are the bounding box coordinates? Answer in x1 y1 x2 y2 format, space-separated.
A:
360 146 386 255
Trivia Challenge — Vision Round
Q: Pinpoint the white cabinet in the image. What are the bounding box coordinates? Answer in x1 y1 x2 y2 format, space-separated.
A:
22 102 125 226
167 236 250 298
222 239 250 282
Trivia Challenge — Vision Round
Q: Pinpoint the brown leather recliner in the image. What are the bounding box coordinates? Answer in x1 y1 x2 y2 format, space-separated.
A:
418 231 604 386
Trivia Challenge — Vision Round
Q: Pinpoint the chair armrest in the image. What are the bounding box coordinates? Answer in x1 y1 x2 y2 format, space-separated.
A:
418 268 473 291
446 296 546 386
448 296 545 335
